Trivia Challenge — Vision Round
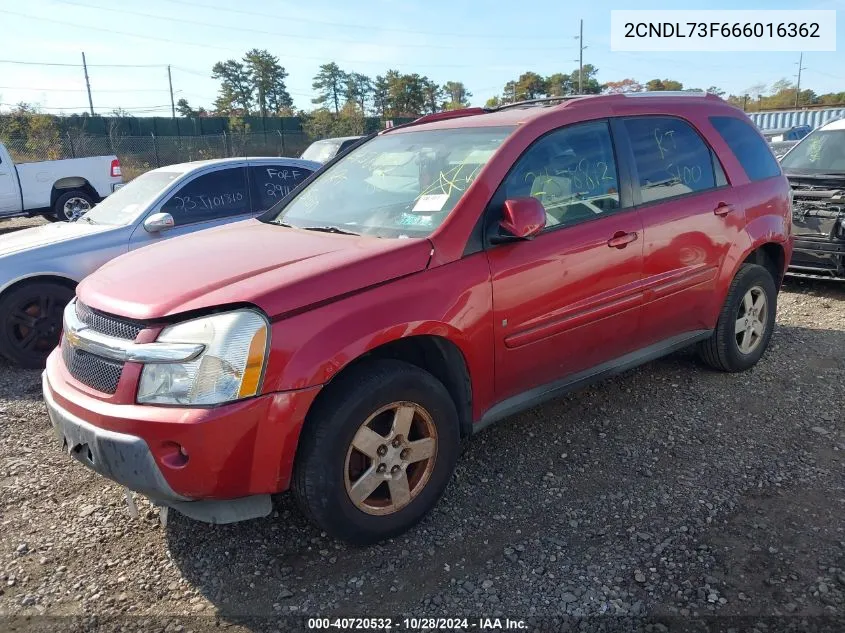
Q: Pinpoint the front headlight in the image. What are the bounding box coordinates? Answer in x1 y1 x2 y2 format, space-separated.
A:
137 309 269 405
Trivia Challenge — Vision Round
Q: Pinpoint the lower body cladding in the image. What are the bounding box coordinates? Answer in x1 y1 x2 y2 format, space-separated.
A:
41 358 322 524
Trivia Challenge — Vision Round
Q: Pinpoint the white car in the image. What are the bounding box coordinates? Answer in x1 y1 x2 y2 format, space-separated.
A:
0 142 123 222
0 156 319 368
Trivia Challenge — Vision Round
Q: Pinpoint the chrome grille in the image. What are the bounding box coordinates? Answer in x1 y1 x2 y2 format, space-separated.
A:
62 301 144 394
62 338 123 394
75 301 143 341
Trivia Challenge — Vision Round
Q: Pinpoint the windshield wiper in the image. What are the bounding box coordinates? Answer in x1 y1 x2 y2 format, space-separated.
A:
301 226 360 236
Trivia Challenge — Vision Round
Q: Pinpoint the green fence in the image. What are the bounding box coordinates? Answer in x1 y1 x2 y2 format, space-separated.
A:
38 115 414 138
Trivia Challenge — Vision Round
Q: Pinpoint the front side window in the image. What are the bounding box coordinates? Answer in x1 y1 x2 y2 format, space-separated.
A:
624 116 716 204
710 116 781 181
779 128 845 175
249 164 313 213
160 167 249 225
270 126 515 238
500 120 621 230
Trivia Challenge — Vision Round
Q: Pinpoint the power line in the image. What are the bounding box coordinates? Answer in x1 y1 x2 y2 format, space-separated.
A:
157 0 570 41
0 102 174 111
0 10 510 68
55 0 575 52
0 59 167 68
0 86 172 92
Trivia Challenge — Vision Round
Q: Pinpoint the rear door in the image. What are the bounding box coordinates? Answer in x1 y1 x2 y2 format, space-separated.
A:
619 115 738 345
128 165 250 250
486 119 645 402
247 163 314 213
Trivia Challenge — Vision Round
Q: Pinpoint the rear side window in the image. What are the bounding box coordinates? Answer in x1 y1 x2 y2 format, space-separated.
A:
249 164 313 212
160 167 249 226
623 116 717 204
710 116 781 181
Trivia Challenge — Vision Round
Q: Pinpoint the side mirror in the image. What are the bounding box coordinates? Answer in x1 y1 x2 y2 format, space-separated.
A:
492 197 546 244
143 212 175 233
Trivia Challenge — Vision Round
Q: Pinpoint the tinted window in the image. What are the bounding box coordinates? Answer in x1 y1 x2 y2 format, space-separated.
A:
710 116 781 181
160 167 248 225
301 140 341 163
501 120 621 230
249 164 313 212
624 116 716 204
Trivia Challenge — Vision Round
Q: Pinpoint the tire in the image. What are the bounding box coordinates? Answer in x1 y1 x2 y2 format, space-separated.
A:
698 263 777 372
0 282 74 369
293 359 460 545
51 190 95 222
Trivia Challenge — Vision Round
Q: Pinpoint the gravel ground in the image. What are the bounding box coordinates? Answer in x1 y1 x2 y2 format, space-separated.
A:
0 216 47 236
0 265 843 632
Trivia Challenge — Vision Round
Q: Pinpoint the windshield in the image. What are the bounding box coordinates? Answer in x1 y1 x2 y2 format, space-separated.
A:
83 171 181 226
271 126 515 238
780 129 845 175
301 140 341 163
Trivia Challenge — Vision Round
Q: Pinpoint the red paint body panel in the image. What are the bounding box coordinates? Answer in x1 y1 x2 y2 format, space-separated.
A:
50 94 793 503
44 350 320 497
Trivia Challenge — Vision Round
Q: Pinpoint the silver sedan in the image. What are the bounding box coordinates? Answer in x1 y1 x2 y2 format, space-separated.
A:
0 156 319 368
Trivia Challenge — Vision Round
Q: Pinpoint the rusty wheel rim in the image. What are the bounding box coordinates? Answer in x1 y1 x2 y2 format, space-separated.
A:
344 401 438 516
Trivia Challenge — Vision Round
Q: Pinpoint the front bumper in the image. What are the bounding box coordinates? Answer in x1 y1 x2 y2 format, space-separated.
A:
788 237 845 279
43 350 322 522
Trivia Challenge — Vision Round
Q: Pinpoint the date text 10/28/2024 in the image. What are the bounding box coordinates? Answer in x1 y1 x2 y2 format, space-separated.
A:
307 618 527 630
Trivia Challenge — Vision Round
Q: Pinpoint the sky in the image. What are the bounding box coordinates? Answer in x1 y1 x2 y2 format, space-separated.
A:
0 0 843 116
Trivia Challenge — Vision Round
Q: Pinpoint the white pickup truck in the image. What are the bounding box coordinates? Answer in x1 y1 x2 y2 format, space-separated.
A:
0 142 124 222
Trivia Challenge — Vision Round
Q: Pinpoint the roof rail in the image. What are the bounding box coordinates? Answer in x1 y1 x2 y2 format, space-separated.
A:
491 96 587 111
382 107 488 133
624 90 713 98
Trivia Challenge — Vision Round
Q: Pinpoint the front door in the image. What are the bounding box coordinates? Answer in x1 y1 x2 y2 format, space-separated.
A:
486 120 645 402
619 116 738 345
129 166 252 250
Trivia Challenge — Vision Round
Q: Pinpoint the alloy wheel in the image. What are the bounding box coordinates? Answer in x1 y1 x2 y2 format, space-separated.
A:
63 197 91 221
735 285 768 354
344 401 438 516
6 294 63 357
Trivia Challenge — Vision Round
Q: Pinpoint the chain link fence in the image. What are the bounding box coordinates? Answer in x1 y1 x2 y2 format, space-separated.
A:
3 131 310 181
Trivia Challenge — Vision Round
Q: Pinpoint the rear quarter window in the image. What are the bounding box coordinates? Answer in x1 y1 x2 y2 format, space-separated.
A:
709 116 782 182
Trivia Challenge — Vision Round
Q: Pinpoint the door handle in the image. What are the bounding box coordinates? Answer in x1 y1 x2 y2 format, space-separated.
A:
714 202 734 216
607 231 638 249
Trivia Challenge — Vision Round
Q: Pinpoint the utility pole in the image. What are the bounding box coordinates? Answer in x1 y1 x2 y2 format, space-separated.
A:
794 52 806 108
81 52 94 115
574 20 587 94
167 65 176 119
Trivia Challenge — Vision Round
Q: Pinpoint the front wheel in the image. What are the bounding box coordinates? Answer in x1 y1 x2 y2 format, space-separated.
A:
0 282 74 368
51 190 94 222
698 263 777 372
293 359 460 545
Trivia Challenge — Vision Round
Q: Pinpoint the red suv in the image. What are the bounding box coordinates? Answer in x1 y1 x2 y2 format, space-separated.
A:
43 93 793 544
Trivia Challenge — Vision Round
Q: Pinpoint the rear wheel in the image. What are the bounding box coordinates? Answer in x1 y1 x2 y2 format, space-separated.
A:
0 282 74 368
293 359 460 545
698 263 777 372
50 190 94 222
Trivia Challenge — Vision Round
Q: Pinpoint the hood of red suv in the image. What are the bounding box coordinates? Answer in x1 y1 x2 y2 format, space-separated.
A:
77 219 433 320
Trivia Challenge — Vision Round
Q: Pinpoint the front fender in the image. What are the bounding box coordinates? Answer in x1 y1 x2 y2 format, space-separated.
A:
262 254 495 420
